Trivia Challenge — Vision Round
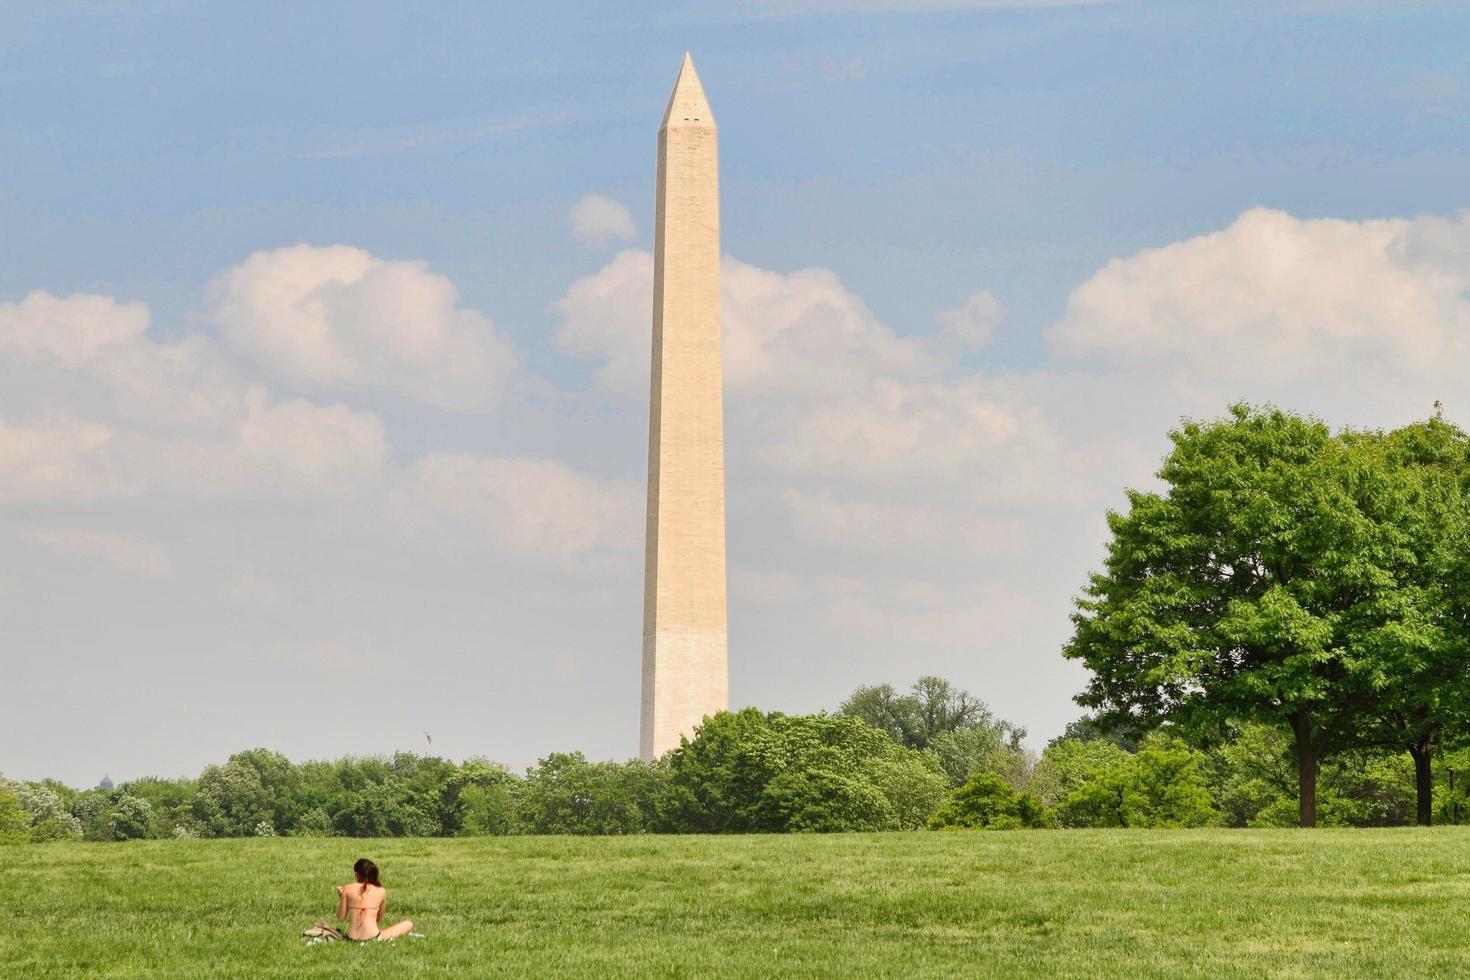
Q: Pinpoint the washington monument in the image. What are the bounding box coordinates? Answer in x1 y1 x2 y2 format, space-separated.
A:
640 54 728 762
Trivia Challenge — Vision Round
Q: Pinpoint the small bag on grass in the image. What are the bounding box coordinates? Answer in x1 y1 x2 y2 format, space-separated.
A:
303 922 344 942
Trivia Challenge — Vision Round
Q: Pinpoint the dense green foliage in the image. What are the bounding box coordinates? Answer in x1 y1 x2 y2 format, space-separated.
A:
5 832 1470 978
8 696 1468 839
657 709 947 832
0 709 948 839
1064 406 1470 826
1053 735 1215 828
839 675 1025 753
928 773 1045 829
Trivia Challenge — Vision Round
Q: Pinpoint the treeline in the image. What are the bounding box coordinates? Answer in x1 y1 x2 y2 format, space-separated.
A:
4 677 1468 840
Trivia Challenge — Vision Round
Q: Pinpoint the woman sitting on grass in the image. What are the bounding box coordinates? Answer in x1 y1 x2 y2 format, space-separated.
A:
336 858 413 942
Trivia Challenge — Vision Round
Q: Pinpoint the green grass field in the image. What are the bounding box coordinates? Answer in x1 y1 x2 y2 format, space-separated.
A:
4 830 1470 978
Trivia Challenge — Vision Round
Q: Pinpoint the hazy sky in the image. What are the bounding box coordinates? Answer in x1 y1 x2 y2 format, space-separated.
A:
3 1 1468 786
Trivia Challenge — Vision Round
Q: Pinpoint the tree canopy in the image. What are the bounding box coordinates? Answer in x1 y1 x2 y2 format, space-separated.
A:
1065 405 1470 825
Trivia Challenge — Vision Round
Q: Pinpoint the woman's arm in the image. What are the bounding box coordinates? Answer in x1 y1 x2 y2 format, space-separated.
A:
335 885 347 920
377 895 386 928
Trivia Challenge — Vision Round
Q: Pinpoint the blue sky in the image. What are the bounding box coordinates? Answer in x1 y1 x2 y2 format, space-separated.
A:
2 1 1469 784
8 2 1464 364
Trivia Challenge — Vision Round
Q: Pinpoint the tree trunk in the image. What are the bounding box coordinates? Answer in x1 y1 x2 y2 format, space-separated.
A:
1409 738 1434 827
1291 713 1318 828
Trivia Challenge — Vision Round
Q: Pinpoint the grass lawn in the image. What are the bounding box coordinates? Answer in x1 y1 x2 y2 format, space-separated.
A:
4 829 1470 978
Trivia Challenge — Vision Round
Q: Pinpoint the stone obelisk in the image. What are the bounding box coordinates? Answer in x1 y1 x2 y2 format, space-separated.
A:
640 53 728 762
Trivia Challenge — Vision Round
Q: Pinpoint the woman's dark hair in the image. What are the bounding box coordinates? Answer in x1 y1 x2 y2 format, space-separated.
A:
353 858 381 888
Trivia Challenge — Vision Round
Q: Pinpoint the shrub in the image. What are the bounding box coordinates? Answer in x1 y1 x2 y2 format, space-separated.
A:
72 790 115 841
929 772 1046 830
0 780 28 844
657 710 943 833
865 755 949 830
1030 738 1131 809
1057 735 1216 828
109 795 154 841
117 777 197 837
14 782 83 841
751 769 897 833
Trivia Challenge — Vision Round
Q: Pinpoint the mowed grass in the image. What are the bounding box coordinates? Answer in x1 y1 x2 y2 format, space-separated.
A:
4 830 1470 978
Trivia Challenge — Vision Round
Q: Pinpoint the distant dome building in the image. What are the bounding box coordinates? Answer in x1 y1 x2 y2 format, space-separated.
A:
99 774 113 790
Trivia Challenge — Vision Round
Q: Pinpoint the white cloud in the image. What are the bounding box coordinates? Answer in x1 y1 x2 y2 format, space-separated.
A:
0 291 149 367
721 259 940 395
407 453 640 559
550 249 653 396
0 414 129 503
0 397 385 505
21 526 171 576
1049 208 1470 403
934 290 1003 353
571 195 637 247
208 245 520 411
550 247 1100 517
0 291 240 428
151 389 387 499
552 251 941 398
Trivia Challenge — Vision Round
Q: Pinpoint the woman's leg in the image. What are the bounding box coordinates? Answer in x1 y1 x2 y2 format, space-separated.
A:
376 919 414 941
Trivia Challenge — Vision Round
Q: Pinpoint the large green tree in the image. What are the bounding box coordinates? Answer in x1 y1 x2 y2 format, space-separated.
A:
1064 406 1405 826
1342 418 1470 824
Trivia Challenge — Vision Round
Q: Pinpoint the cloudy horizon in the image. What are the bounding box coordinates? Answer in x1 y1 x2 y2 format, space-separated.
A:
3 1 1467 786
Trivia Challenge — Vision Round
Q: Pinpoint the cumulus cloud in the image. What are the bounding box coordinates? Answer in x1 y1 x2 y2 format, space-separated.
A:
0 414 129 502
0 291 150 367
552 251 941 398
720 259 940 395
0 396 386 503
0 291 240 427
571 195 637 247
21 526 171 576
407 453 641 559
934 290 1003 353
145 389 387 499
550 247 1085 532
0 286 388 502
550 250 653 396
208 245 520 411
1049 208 1470 407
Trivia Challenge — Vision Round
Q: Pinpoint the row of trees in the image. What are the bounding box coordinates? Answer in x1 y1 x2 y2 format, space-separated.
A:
6 677 1468 841
1066 406 1470 826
